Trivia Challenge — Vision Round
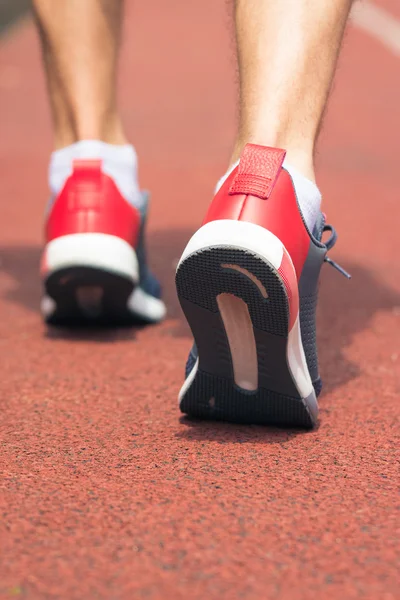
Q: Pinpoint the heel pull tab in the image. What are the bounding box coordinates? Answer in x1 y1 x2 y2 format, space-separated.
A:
72 159 103 180
229 144 286 200
70 160 103 210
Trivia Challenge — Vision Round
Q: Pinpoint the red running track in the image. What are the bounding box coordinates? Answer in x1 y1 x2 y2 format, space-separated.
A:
0 3 398 599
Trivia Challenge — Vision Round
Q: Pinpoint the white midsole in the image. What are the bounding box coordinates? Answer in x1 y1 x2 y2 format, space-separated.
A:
127 287 167 322
179 357 199 404
43 233 139 283
287 314 313 399
178 219 313 401
41 233 166 322
178 220 284 271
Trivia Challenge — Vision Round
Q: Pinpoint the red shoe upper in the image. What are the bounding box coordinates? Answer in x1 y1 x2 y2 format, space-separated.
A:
204 144 311 281
46 159 141 247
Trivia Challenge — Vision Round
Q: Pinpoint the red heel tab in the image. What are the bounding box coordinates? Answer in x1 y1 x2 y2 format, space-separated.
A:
46 157 141 245
72 159 103 179
229 144 286 200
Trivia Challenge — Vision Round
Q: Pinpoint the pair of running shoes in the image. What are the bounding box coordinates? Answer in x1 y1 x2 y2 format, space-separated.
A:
41 143 348 429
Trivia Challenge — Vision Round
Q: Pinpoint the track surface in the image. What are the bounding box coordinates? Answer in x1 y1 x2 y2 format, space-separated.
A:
0 3 399 599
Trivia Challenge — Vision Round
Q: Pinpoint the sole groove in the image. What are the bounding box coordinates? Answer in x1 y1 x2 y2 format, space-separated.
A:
177 247 316 428
44 266 136 326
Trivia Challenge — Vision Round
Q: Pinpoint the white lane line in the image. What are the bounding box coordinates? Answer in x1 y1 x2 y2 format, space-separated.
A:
352 1 400 57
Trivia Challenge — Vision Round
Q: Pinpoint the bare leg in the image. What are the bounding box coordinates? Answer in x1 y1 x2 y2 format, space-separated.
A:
177 0 354 426
232 0 354 180
32 0 125 149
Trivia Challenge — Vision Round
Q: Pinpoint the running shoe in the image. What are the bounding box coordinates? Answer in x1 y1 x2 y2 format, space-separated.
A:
41 159 166 325
176 144 349 428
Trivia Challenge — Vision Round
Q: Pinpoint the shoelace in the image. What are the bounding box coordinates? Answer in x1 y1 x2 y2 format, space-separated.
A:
322 224 351 279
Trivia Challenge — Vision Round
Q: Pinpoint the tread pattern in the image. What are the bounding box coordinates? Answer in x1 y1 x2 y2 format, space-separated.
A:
181 370 313 427
176 247 288 336
44 266 136 326
177 247 315 428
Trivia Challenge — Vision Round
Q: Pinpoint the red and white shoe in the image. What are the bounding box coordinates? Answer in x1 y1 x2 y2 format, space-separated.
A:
176 144 321 428
41 159 166 325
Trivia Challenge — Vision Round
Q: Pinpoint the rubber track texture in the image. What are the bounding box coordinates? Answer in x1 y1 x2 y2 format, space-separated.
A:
176 247 314 428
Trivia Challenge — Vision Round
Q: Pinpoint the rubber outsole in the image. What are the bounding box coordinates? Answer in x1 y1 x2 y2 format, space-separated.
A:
176 247 317 428
43 266 139 326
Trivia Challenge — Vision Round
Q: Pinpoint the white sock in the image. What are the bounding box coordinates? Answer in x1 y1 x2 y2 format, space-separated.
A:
283 160 321 232
215 159 321 233
49 140 144 209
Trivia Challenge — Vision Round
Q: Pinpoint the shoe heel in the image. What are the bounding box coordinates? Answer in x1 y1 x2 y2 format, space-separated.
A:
176 220 318 428
41 233 138 324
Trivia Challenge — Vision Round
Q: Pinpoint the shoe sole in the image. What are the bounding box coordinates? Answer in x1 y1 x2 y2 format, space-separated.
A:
176 220 318 428
41 233 165 325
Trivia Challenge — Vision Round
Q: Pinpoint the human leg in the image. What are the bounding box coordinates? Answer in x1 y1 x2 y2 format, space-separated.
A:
34 0 165 324
177 0 353 427
232 0 354 180
32 0 125 148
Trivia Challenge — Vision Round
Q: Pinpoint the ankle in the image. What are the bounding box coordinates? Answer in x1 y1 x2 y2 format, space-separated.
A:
54 114 127 150
231 138 316 182
49 140 143 209
283 150 315 183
